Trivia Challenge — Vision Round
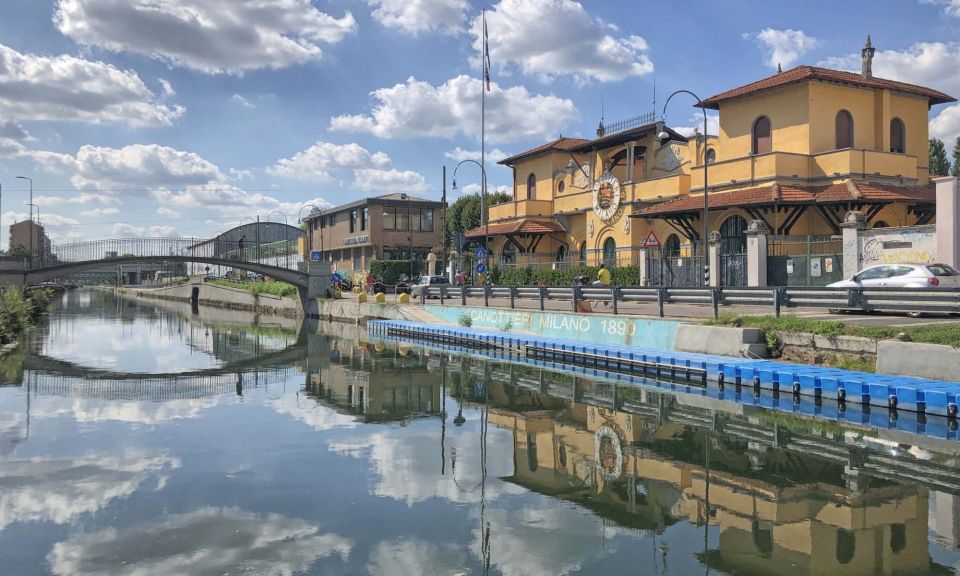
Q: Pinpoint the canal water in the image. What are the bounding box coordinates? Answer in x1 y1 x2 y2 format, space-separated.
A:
2 289 960 575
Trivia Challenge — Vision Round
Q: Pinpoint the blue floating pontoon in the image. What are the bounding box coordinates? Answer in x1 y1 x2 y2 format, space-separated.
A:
368 319 960 419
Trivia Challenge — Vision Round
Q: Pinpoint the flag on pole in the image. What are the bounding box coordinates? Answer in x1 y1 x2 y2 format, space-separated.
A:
482 12 491 92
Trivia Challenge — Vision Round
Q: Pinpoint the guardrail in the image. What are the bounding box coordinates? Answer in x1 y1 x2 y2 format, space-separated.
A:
415 284 960 318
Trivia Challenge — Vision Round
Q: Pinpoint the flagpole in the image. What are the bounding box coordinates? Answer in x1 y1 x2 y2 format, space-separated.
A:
481 9 488 279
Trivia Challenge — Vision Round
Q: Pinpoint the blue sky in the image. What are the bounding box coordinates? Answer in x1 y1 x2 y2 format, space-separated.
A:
0 0 958 244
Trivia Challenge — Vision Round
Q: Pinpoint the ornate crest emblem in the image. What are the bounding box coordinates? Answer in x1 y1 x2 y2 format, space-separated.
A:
594 425 623 481
592 172 621 221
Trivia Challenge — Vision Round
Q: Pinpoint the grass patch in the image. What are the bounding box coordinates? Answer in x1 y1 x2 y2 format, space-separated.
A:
208 279 298 298
705 313 960 347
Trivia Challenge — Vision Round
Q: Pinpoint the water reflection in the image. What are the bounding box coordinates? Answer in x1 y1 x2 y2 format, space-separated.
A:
0 289 959 575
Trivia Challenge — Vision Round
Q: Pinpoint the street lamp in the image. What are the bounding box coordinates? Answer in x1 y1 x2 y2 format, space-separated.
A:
401 194 413 279
657 90 710 286
298 204 323 265
15 176 33 261
450 159 489 284
266 210 289 269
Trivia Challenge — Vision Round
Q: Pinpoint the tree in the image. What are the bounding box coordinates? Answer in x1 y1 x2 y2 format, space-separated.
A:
444 191 512 251
952 136 960 178
930 138 951 177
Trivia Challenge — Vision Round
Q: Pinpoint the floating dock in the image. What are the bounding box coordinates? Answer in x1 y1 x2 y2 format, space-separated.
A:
369 319 960 420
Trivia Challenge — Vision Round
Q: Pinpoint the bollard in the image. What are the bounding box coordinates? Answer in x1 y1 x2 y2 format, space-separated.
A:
611 286 618 315
657 287 665 318
711 288 720 319
440 285 445 305
461 285 466 306
571 284 579 313
484 284 489 307
772 288 781 317
509 286 515 309
538 286 545 311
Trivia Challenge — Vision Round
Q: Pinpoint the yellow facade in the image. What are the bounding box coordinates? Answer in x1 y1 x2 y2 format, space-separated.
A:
479 47 953 274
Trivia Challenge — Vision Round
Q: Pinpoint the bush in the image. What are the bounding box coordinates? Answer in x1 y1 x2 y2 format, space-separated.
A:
209 279 298 298
458 313 472 327
0 287 37 344
490 265 642 286
370 260 424 285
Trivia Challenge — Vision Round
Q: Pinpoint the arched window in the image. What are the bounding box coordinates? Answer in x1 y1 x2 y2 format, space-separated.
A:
720 215 748 255
835 110 854 149
664 234 681 257
556 245 566 263
557 180 565 194
502 242 516 264
602 237 617 266
579 242 587 265
873 220 889 229
836 529 856 564
526 173 537 200
752 116 772 155
890 118 905 153
705 148 716 164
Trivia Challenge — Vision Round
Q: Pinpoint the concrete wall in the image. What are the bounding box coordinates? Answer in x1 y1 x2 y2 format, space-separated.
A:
860 225 936 267
876 340 960 381
128 280 302 317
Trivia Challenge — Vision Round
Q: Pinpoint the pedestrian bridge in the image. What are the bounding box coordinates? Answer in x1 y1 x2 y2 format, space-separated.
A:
5 237 309 288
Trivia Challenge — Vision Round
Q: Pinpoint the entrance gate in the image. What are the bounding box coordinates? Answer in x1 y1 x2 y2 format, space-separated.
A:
767 236 844 287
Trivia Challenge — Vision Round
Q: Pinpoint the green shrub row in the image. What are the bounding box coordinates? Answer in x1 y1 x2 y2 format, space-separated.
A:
209 279 298 298
490 265 642 286
370 260 424 285
0 287 52 344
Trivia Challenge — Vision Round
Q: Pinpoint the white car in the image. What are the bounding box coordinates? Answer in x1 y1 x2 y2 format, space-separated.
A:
827 263 960 289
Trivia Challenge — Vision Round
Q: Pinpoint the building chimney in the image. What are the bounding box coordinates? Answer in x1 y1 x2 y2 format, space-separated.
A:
861 35 875 78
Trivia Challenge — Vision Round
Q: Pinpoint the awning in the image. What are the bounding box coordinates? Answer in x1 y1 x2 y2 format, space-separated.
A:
464 218 565 238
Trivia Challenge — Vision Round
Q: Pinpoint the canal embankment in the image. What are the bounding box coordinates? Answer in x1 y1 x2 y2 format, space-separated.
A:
0 286 54 359
120 279 302 317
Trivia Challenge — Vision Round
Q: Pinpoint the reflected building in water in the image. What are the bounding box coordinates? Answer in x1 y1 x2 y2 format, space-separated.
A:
467 358 950 576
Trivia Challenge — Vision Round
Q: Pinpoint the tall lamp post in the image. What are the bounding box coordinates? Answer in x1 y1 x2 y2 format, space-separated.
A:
450 159 488 283
657 90 710 286
15 176 33 262
26 203 39 263
400 194 413 279
298 204 323 266
267 210 289 269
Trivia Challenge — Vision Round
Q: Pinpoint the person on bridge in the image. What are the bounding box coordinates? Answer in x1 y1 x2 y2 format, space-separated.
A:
594 263 611 286
237 235 246 260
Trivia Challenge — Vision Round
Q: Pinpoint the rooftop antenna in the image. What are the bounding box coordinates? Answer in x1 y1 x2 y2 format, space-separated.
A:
596 94 606 137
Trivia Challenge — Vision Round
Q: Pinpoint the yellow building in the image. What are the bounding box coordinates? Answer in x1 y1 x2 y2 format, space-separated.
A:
469 38 955 285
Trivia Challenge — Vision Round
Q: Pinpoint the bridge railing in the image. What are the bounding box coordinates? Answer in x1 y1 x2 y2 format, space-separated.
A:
23 237 301 271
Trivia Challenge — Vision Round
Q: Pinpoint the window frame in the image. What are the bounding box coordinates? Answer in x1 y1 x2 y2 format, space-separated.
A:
382 206 396 230
751 116 772 155
526 173 537 200
835 110 854 150
890 117 905 154
349 209 357 233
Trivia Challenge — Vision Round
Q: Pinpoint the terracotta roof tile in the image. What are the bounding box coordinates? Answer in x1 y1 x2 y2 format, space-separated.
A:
699 66 955 109
636 181 935 217
498 137 590 166
464 218 565 238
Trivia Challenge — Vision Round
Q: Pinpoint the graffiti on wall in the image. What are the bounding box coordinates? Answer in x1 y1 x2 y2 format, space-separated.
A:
860 226 936 267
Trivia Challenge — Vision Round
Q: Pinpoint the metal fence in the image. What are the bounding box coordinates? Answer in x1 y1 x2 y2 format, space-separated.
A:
416 283 960 318
767 236 844 287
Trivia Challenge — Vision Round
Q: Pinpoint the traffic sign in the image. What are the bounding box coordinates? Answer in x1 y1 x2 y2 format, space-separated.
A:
641 231 660 249
310 250 322 261
474 247 487 259
331 272 342 282
475 262 487 274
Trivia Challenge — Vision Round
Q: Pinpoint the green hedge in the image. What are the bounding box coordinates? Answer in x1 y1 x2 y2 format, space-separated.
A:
490 265 642 286
370 260 424 284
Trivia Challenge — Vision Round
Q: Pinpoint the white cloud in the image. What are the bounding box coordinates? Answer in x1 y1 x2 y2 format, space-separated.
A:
0 453 177 532
368 0 467 35
445 147 508 163
150 225 179 237
54 0 357 74
0 120 31 141
71 144 224 192
672 111 720 138
0 43 183 126
0 138 77 172
47 507 352 576
228 168 255 181
79 207 120 217
36 193 122 206
745 28 818 69
331 75 578 143
157 207 181 218
367 539 466 576
475 0 653 83
818 41 960 96
931 104 960 145
153 184 332 220
268 142 391 182
354 168 428 193
231 94 254 109
461 183 510 195
112 222 145 236
921 0 960 17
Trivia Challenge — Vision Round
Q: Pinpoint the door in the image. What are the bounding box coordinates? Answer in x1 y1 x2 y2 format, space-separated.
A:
853 265 892 287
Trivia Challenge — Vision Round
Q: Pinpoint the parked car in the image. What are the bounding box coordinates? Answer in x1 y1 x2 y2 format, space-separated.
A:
826 263 960 289
826 263 960 316
411 275 450 298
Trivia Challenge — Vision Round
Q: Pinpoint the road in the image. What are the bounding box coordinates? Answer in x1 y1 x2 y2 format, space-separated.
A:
370 292 960 329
